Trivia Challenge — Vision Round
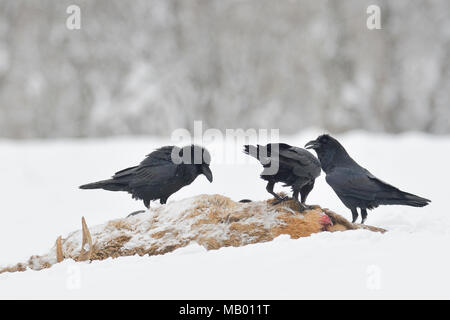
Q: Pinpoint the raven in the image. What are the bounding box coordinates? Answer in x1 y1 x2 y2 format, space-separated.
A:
80 145 213 208
305 134 430 224
244 143 321 209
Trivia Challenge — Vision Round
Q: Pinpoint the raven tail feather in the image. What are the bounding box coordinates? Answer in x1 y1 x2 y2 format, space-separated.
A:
79 179 127 192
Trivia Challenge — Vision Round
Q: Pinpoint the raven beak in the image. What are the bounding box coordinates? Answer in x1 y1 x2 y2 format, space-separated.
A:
305 139 320 150
202 165 213 183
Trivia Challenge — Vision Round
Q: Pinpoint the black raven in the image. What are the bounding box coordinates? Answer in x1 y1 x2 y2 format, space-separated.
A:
80 145 213 208
305 134 430 224
244 143 321 209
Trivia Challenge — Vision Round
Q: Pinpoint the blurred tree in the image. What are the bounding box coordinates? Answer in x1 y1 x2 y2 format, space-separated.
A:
0 0 449 138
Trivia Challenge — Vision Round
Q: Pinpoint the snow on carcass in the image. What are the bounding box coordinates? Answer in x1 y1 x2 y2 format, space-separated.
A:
0 194 384 274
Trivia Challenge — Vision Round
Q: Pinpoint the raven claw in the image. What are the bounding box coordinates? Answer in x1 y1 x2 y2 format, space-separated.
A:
301 204 315 211
272 196 291 205
297 203 308 212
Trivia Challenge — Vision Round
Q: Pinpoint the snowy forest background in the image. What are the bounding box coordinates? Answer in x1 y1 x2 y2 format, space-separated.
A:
0 0 449 139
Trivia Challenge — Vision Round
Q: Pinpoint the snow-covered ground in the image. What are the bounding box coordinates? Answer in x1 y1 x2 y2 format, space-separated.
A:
0 129 449 299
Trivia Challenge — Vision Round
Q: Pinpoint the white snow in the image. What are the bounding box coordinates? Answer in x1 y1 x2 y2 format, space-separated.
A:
0 129 449 299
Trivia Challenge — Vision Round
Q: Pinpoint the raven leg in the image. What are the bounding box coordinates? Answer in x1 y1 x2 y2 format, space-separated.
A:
160 197 168 205
299 182 316 211
291 189 308 212
361 208 368 224
144 199 150 209
300 181 315 204
266 181 283 201
351 208 359 223
266 181 291 205
292 190 299 201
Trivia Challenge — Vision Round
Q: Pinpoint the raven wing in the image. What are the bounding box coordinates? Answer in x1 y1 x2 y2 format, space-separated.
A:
140 146 178 167
274 145 321 178
326 167 400 201
112 166 139 179
129 163 179 189
109 146 178 186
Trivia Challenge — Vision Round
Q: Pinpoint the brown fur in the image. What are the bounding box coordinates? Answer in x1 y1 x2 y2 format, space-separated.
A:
272 210 324 239
0 194 386 275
